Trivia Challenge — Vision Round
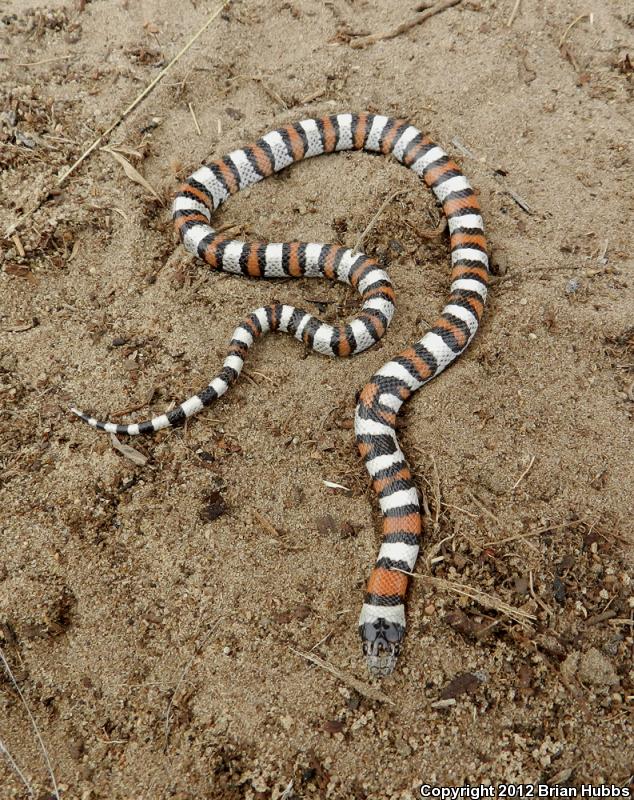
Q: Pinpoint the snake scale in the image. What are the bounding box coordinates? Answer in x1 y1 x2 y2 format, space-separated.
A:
72 113 489 676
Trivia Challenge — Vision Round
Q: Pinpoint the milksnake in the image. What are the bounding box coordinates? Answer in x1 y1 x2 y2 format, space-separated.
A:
72 113 489 677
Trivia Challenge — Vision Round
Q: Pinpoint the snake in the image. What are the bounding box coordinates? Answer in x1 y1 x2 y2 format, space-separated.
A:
71 113 489 677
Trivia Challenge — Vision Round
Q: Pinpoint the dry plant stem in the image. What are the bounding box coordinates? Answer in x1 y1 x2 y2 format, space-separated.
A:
512 453 535 490
3 0 231 238
252 509 282 538
353 190 405 253
188 102 202 136
15 54 74 67
559 12 592 47
253 76 288 109
529 570 554 618
56 0 230 185
351 0 463 48
289 648 395 705
0 737 35 798
395 571 536 626
451 136 533 214
163 618 222 753
466 489 501 526
507 0 521 27
0 649 60 800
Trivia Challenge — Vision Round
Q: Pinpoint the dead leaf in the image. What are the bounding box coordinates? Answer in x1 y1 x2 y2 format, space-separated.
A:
103 147 162 202
109 145 145 160
110 434 148 465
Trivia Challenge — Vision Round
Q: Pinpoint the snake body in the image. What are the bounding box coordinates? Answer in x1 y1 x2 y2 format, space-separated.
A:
72 113 489 676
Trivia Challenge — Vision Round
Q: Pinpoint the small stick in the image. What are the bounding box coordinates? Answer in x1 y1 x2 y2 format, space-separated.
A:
299 88 326 105
15 54 75 67
586 610 617 626
353 190 405 253
57 0 230 186
252 509 282 538
253 77 288 110
466 489 501 526
0 648 60 800
12 234 25 258
0 737 35 797
441 501 479 519
289 648 395 705
452 136 534 215
507 0 521 27
396 570 536 625
512 453 535 491
451 137 477 159
163 618 222 752
503 187 533 214
351 0 463 49
529 570 554 618
4 0 231 239
188 102 202 136
559 12 592 48
251 511 304 549
4 0 230 239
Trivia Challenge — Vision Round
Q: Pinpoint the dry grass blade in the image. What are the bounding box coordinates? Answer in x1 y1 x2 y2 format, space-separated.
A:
395 571 536 625
0 648 60 800
164 618 222 753
290 648 395 705
3 0 230 238
559 12 592 47
322 480 351 491
110 434 148 466
512 453 535 490
507 0 521 27
0 737 35 797
103 148 162 203
15 54 75 67
353 190 406 254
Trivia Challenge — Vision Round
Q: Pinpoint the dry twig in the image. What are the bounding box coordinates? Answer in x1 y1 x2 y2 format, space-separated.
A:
0 648 60 799
188 102 202 136
466 489 501 526
396 572 536 626
512 453 535 490
353 190 406 253
507 0 521 27
290 648 395 705
4 0 230 238
252 76 288 110
15 54 74 67
529 571 554 618
351 0 463 48
0 737 34 798
559 12 592 47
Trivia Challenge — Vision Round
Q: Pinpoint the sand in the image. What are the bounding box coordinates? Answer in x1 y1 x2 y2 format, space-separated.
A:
0 0 633 798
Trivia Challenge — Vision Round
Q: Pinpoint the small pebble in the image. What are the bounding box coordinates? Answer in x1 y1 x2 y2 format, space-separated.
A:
565 277 581 294
315 514 337 536
577 647 619 687
393 737 412 757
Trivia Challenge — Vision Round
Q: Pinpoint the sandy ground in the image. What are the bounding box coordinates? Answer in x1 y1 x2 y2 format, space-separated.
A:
1 0 633 798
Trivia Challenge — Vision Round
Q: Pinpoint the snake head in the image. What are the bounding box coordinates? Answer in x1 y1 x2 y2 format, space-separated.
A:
359 619 404 678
